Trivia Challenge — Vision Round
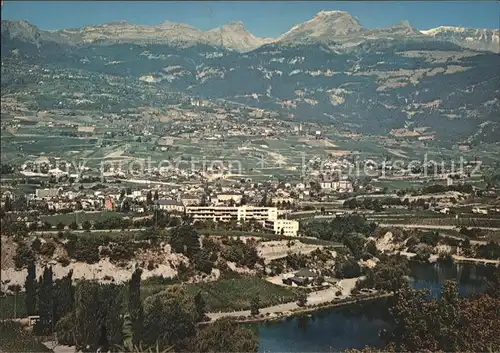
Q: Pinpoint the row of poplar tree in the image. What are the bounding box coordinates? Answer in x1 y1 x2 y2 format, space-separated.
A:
23 261 214 352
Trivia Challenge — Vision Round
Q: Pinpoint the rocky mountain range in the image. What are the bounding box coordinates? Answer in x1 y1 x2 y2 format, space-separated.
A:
1 11 499 143
2 11 499 52
420 26 500 53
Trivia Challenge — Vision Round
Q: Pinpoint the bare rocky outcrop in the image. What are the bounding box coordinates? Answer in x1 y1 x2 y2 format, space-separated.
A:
44 20 272 52
0 235 184 292
277 11 364 43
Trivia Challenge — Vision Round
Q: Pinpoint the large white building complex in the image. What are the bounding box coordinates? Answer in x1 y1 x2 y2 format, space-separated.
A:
186 205 278 222
185 205 300 236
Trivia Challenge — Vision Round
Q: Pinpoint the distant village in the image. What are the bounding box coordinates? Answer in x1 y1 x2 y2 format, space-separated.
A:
2 144 495 238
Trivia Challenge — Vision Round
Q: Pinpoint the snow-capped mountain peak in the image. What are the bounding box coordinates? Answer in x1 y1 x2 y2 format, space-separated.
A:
421 26 500 53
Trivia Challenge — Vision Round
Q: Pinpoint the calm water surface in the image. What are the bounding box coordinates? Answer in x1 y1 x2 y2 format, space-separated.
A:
257 262 493 352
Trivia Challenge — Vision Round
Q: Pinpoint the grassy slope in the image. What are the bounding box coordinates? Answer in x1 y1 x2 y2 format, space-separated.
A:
185 276 300 312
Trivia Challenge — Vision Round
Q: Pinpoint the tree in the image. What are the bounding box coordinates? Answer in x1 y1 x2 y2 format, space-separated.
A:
121 199 131 213
335 257 362 279
383 279 500 352
57 280 124 351
486 267 500 298
357 255 409 292
99 283 125 351
146 191 153 206
4 195 12 212
25 260 37 316
41 221 52 231
194 317 258 352
143 286 197 350
13 195 27 211
7 284 22 318
414 246 432 262
240 194 248 206
169 225 200 257
297 292 308 307
192 250 214 274
199 193 208 206
14 244 35 269
128 268 144 346
343 235 367 260
184 227 201 257
34 266 54 335
31 238 42 252
259 191 268 207
82 220 92 231
121 314 134 351
194 291 206 322
365 240 379 257
53 270 74 325
250 295 260 316
28 222 38 232
372 199 383 212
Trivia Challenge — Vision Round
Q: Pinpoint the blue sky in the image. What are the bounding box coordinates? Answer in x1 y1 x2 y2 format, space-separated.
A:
2 1 499 37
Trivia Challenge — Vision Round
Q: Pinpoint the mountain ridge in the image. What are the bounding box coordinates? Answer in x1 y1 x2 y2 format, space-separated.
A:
420 26 499 53
2 10 499 52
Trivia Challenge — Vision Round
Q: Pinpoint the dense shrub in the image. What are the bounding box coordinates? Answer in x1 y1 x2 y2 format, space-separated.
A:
420 232 439 247
39 241 56 257
108 243 135 262
58 256 70 267
406 236 419 248
13 244 35 269
31 238 42 252
475 241 500 260
301 215 376 241
437 252 453 263
335 257 362 278
221 239 260 269
65 237 100 264
414 246 433 262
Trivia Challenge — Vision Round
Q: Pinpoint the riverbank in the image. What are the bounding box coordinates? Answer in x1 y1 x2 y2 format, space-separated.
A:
207 277 360 321
229 292 393 324
257 261 495 352
397 250 500 266
452 255 500 265
205 276 395 324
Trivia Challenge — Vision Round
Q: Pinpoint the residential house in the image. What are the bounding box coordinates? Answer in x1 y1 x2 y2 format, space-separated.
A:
35 188 61 200
272 197 295 205
282 268 318 286
215 192 243 205
104 198 115 211
179 194 201 206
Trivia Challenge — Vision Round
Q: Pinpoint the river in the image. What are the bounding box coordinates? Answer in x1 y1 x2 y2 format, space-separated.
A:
257 262 494 352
